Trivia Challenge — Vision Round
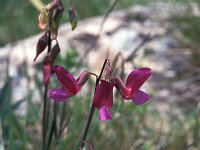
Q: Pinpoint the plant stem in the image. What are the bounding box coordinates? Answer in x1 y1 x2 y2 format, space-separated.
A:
42 84 48 150
46 102 58 150
79 59 109 149
42 11 53 150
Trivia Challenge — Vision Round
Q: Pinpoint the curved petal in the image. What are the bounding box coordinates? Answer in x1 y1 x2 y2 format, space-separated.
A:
54 65 77 96
92 80 114 108
112 76 132 100
126 68 151 96
49 88 69 102
76 70 90 92
132 90 149 105
98 105 112 121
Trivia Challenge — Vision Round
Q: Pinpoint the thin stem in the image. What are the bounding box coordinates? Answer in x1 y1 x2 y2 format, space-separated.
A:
79 107 95 149
42 84 48 150
58 101 67 138
89 72 98 78
47 31 52 54
46 102 58 150
68 0 73 6
42 11 53 150
79 58 109 149
99 0 120 35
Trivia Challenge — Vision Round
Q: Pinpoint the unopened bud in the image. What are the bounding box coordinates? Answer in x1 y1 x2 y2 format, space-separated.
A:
34 33 48 61
76 70 90 90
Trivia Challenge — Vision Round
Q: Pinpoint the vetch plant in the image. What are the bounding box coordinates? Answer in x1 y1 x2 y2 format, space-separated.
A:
48 59 152 149
34 0 151 149
33 0 78 149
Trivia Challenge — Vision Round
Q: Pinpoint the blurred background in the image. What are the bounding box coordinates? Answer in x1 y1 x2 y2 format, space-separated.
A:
0 0 200 149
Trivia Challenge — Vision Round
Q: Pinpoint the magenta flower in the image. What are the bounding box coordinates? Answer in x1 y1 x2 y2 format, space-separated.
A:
92 67 152 121
92 80 114 120
113 68 152 105
49 65 90 102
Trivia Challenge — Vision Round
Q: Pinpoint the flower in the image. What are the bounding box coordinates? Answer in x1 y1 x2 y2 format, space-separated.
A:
92 67 152 121
49 65 90 102
113 68 152 105
92 80 114 120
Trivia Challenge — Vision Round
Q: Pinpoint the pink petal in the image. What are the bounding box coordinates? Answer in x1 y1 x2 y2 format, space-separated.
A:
92 80 114 108
112 76 132 99
76 70 90 92
54 65 77 96
49 88 68 102
132 90 150 105
43 64 51 86
98 105 112 121
126 68 151 96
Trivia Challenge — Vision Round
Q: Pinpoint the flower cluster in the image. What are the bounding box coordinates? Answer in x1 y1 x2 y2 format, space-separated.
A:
34 0 77 86
49 64 152 121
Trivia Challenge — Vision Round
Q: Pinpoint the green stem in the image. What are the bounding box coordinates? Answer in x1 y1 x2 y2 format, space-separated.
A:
42 11 53 150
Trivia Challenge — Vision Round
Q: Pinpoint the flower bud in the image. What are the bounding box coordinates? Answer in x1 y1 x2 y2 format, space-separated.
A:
76 70 90 90
34 33 48 61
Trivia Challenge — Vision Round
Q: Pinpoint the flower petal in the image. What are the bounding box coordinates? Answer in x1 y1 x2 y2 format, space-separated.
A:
112 76 132 99
92 80 114 108
54 65 77 96
49 88 69 102
43 64 51 86
126 68 151 96
98 105 112 121
132 90 150 105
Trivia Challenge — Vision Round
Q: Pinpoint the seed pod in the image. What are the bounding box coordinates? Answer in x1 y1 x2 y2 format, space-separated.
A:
38 1 60 29
69 3 78 31
34 32 48 61
38 7 49 29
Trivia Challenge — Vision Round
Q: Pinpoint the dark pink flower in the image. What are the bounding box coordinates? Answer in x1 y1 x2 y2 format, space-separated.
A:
49 65 90 102
113 67 152 105
93 67 151 121
92 80 114 121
